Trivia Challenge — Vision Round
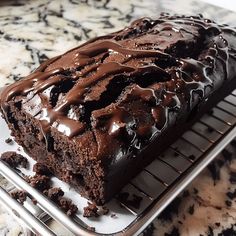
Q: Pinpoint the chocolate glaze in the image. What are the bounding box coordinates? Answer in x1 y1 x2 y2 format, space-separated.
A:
1 14 236 160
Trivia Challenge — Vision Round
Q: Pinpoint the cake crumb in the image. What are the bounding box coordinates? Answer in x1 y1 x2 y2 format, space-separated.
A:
83 202 98 217
111 213 118 219
26 174 51 192
33 162 51 176
43 187 64 202
5 138 13 144
10 190 27 204
0 151 28 169
58 197 78 216
44 187 77 216
24 173 78 216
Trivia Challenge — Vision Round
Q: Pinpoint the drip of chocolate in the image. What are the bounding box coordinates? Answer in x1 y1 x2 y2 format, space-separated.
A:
0 14 235 150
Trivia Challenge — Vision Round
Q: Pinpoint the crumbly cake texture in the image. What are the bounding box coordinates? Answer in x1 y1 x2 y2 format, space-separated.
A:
0 151 28 169
1 14 236 204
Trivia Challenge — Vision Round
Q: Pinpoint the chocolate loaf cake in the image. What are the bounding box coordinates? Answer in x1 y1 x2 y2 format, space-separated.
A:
1 14 236 204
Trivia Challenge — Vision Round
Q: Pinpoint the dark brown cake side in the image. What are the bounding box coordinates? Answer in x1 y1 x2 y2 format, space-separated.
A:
1 14 236 204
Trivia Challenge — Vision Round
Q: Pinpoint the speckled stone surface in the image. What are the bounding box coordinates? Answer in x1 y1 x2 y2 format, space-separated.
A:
0 0 236 235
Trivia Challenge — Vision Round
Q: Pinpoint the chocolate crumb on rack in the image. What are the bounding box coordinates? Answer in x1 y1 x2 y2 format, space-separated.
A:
0 150 78 215
43 187 78 216
0 151 28 169
111 213 118 219
83 202 110 218
26 174 51 192
43 187 64 202
5 138 13 144
83 202 98 218
17 168 53 205
10 190 27 204
27 171 78 216
33 162 52 176
58 197 78 216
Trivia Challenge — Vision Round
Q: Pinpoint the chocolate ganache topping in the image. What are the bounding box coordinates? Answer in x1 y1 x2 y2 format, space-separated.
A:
1 14 236 156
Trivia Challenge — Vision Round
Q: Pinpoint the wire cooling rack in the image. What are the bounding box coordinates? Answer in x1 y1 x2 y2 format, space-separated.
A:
0 90 236 236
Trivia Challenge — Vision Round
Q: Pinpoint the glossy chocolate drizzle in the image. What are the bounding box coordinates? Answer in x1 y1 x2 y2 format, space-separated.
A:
1 14 235 155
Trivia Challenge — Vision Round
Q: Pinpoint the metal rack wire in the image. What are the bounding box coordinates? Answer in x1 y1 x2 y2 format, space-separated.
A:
0 91 236 236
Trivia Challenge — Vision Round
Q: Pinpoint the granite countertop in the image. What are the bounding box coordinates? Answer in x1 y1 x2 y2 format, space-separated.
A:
0 0 236 235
